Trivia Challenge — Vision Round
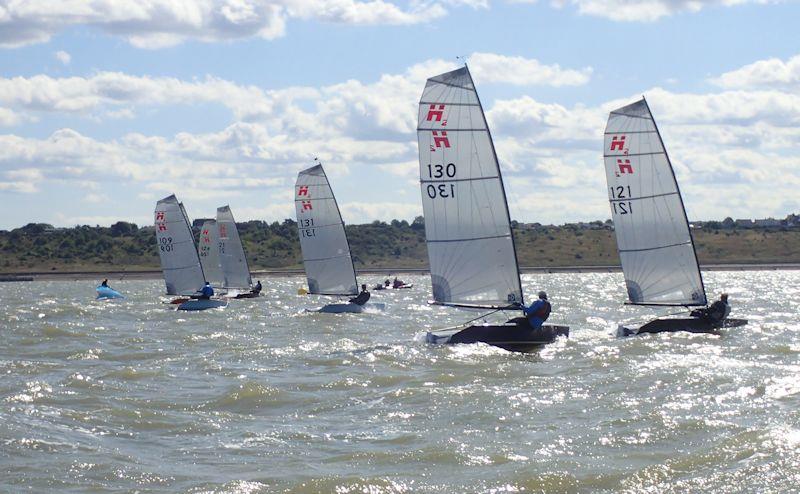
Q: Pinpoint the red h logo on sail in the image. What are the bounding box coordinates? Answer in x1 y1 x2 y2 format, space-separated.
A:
157 223 167 232
610 135 626 151
432 131 450 148
302 200 313 211
219 225 227 237
427 104 445 122
297 185 309 197
202 230 210 243
616 159 633 175
156 211 165 221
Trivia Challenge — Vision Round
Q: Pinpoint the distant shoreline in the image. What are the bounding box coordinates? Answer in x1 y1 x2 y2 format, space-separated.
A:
3 262 799 281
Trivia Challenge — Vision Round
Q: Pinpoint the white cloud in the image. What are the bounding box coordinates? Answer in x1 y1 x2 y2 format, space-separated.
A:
470 52 592 87
549 0 778 22
54 50 70 65
0 0 447 49
0 107 23 126
1 55 799 226
0 53 589 139
711 54 800 90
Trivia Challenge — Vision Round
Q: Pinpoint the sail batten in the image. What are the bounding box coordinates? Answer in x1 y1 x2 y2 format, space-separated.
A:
604 98 707 306
216 206 252 290
295 163 359 296
417 65 523 308
154 195 205 296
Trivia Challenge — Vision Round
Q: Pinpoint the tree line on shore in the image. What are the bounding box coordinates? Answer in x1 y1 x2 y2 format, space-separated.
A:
1 216 799 272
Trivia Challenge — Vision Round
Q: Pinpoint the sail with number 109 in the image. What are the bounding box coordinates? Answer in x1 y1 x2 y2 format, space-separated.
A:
417 65 522 309
154 195 206 296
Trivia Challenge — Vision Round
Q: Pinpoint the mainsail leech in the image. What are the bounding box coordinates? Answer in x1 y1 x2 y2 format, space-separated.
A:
417 65 523 309
604 98 707 306
295 164 359 296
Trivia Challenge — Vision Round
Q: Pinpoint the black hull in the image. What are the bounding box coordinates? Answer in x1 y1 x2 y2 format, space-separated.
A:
233 292 260 299
620 317 748 337
427 322 569 353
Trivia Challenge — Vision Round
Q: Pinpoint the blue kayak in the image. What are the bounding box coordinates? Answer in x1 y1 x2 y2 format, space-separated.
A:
177 299 227 311
96 285 124 300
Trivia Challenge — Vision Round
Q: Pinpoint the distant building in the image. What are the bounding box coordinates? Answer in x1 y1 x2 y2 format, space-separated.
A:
734 219 754 229
753 218 781 228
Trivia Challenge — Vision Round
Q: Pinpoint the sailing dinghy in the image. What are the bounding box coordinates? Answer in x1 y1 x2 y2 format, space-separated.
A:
295 162 384 313
199 219 225 289
217 206 259 298
154 195 227 311
96 285 124 300
603 98 746 336
417 65 568 352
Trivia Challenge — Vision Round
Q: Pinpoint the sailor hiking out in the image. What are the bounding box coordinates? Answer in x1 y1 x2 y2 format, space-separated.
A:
349 284 370 306
691 293 731 325
523 291 552 329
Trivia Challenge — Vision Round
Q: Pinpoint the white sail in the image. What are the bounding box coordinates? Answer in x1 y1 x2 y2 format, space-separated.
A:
154 195 205 296
604 98 706 306
216 206 252 289
295 164 358 296
198 219 224 287
417 65 523 308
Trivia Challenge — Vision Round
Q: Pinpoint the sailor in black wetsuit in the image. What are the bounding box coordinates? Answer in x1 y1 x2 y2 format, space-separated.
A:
252 280 262 295
349 284 370 306
101 279 109 288
691 293 730 325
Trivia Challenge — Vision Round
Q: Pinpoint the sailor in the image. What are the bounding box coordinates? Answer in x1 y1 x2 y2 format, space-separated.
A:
384 279 391 288
199 281 214 300
523 291 551 329
349 284 370 306
392 277 405 289
100 279 109 288
700 293 731 325
252 280 262 295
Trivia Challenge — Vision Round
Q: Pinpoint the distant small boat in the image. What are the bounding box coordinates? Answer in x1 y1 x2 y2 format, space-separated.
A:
603 98 747 336
295 161 382 313
417 65 568 351
96 285 124 300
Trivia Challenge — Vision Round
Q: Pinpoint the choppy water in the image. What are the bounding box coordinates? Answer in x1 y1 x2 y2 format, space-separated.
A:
1 271 799 493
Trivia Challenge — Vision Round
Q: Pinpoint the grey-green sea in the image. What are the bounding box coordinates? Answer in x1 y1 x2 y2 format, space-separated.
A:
2 271 799 493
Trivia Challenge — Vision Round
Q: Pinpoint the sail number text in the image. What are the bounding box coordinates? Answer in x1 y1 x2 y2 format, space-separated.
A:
159 236 174 252
300 218 315 238
426 163 457 199
610 186 634 215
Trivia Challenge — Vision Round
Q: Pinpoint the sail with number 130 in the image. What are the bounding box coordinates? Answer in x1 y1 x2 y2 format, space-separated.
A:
417 65 523 309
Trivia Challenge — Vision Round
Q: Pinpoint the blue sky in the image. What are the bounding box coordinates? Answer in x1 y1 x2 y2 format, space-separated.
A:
1 0 799 230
